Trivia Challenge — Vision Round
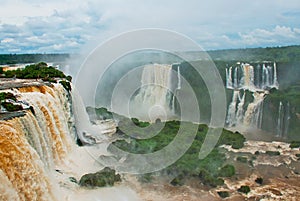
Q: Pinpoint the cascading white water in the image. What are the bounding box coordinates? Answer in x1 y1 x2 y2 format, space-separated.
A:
236 90 245 124
177 66 181 90
234 67 238 88
242 63 255 90
225 61 279 129
71 87 116 145
243 92 265 128
226 90 239 127
171 66 181 111
276 101 290 138
17 84 74 165
284 102 290 138
226 66 233 89
273 62 279 88
0 84 75 201
132 63 175 121
0 83 139 201
276 101 283 137
226 62 279 91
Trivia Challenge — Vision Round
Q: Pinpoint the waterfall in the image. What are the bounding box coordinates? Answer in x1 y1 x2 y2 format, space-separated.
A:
71 87 116 145
171 66 181 111
226 66 233 89
132 63 174 121
226 90 239 127
0 84 74 201
273 62 279 88
0 120 59 201
177 65 181 90
264 64 272 88
234 67 238 88
276 101 283 137
0 83 139 201
242 63 255 90
236 90 245 124
276 101 290 138
18 85 74 165
226 62 278 91
243 92 265 128
283 102 290 138
225 61 280 129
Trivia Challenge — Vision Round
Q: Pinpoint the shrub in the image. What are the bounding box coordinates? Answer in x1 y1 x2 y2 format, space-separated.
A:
236 156 248 163
4 62 67 79
199 169 224 187
218 164 235 177
131 118 150 127
255 177 263 185
1 102 23 112
0 92 17 102
170 176 184 186
237 185 250 194
290 141 300 148
59 80 71 91
217 130 245 149
217 191 230 198
265 151 280 156
79 167 121 188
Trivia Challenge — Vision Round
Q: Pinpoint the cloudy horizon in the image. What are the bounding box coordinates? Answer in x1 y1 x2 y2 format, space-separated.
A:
0 0 299 54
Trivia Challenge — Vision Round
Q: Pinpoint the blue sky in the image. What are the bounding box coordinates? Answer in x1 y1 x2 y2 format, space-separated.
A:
0 0 299 54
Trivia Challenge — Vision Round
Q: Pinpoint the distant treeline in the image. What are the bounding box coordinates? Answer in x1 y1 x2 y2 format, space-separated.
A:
0 54 70 65
1 45 299 64
207 45 300 62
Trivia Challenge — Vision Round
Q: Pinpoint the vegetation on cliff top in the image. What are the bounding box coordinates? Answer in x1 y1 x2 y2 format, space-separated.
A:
0 62 72 91
2 62 66 79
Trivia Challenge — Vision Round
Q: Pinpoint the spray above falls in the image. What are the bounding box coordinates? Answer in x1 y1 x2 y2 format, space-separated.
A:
131 63 181 121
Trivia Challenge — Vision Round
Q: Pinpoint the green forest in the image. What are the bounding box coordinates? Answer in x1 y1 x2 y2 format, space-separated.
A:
0 45 299 65
207 45 300 62
0 53 69 65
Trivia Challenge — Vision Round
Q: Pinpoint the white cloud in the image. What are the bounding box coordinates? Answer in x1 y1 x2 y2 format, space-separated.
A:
0 0 300 52
1 38 14 43
238 26 300 46
274 25 296 37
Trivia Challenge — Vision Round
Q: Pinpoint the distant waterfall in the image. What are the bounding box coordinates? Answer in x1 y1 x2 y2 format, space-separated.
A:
276 101 290 138
226 67 233 89
236 91 246 124
242 64 255 89
243 92 265 128
226 90 239 127
225 61 278 129
132 63 178 121
273 62 279 88
177 66 181 90
225 62 279 91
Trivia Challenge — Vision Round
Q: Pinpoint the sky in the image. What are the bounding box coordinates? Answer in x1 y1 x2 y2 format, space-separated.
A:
0 0 299 54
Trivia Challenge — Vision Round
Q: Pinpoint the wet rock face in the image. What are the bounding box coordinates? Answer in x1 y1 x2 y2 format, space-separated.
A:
79 167 121 188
